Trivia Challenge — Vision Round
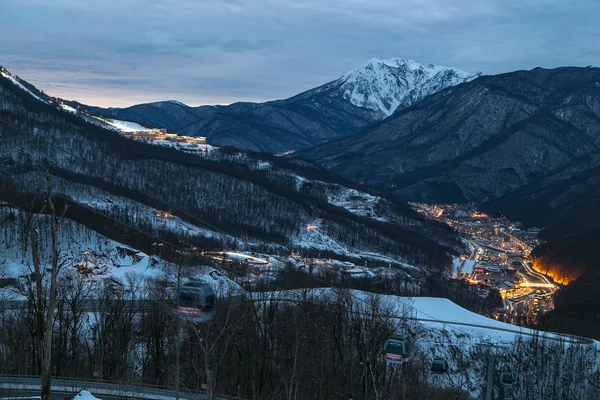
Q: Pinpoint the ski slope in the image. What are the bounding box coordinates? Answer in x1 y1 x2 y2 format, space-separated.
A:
1 70 49 104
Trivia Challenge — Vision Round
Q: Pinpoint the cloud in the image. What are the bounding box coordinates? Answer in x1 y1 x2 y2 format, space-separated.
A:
0 0 598 107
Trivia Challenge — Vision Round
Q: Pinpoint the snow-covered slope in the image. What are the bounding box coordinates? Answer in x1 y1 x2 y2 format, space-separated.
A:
0 69 49 104
337 58 481 117
73 390 102 400
0 206 165 282
1 66 149 133
268 288 598 399
0 204 242 297
271 288 590 344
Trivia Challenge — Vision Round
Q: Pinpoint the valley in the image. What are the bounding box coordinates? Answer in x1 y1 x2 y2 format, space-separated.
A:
412 203 559 327
1 56 599 400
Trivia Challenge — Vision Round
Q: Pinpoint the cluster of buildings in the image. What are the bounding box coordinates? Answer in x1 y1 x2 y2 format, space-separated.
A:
411 202 557 324
411 203 543 256
120 129 211 153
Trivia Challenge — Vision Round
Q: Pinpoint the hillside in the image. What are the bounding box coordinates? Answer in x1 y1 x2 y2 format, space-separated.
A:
87 58 478 153
0 67 462 277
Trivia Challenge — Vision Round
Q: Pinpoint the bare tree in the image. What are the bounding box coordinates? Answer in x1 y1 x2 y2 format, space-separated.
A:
187 294 243 400
39 172 68 400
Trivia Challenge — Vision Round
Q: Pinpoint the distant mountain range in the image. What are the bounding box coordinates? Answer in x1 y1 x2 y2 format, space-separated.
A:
86 58 479 153
302 66 600 225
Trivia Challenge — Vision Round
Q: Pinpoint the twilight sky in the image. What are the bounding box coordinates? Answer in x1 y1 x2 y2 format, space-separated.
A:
0 0 598 107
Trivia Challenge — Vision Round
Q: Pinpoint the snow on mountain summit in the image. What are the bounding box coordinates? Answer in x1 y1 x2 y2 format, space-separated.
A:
338 57 481 117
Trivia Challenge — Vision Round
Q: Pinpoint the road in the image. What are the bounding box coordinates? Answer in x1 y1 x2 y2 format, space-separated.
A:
0 376 243 400
0 388 120 399
521 260 554 285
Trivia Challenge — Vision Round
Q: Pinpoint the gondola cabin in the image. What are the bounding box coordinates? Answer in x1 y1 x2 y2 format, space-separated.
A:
384 338 409 364
176 282 216 322
501 371 515 387
430 357 449 374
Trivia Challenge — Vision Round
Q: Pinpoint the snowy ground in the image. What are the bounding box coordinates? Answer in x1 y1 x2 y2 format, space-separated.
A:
73 390 101 400
149 138 217 154
294 219 421 273
327 187 387 221
294 176 390 222
451 257 462 278
0 207 165 282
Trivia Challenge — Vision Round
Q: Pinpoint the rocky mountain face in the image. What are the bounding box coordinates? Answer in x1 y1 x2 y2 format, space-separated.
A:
87 58 477 153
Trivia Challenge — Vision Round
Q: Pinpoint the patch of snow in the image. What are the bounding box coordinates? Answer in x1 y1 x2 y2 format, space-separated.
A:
451 257 462 278
105 118 150 132
294 219 419 271
294 175 307 191
275 150 296 157
256 160 272 169
271 288 595 346
146 138 217 154
74 390 102 400
189 266 244 296
0 206 165 281
80 113 151 132
168 99 188 107
327 186 386 220
63 188 237 243
60 103 78 113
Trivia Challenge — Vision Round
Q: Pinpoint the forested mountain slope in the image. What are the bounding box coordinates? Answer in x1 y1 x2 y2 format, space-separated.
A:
305 67 600 201
304 66 600 243
0 72 461 274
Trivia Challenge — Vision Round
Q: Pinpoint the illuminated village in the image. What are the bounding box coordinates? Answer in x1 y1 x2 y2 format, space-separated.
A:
120 128 214 153
410 202 560 326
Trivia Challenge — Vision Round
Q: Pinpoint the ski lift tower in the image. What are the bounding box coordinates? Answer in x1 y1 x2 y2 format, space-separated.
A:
477 342 512 400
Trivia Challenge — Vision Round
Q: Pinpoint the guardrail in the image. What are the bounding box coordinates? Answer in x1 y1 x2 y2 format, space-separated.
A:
0 300 152 311
0 376 245 400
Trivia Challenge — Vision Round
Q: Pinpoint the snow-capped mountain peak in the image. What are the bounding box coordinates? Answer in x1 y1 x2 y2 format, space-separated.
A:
338 57 481 117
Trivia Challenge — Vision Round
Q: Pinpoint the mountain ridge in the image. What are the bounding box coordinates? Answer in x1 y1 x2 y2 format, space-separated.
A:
81 58 477 152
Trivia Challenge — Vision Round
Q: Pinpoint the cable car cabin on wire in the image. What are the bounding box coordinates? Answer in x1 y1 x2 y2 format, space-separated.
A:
501 371 516 387
430 357 449 374
176 282 216 323
384 337 409 364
